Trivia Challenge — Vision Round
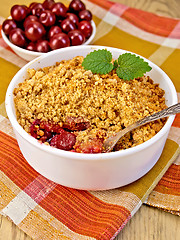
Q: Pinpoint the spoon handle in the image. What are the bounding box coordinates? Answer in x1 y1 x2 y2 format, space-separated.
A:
103 103 180 153
135 103 180 126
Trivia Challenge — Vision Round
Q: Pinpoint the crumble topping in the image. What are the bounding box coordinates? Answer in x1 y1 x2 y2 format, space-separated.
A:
13 56 167 151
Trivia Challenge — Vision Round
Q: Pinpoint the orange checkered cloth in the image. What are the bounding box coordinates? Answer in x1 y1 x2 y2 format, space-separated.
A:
0 0 179 239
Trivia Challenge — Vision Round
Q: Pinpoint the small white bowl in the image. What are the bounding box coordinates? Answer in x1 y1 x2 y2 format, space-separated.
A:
5 45 177 190
1 20 96 61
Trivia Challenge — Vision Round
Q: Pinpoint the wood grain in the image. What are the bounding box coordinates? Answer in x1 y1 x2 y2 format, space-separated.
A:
116 205 180 240
112 0 180 18
1 205 180 240
0 0 180 240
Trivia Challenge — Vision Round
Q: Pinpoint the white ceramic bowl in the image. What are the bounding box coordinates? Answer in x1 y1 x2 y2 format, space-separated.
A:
1 20 96 61
5 45 177 190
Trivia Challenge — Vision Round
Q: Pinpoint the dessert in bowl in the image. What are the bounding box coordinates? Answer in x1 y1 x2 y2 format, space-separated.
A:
5 45 177 190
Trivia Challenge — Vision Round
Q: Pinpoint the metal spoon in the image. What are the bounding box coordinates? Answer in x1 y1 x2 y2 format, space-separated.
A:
103 103 180 153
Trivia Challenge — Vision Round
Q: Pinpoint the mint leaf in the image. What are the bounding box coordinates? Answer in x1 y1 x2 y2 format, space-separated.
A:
82 49 113 74
116 53 152 80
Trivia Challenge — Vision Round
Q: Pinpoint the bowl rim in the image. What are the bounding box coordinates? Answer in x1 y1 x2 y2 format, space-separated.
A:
5 45 178 161
1 19 96 56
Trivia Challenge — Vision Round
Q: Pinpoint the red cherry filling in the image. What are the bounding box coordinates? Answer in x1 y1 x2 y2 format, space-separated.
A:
74 138 103 153
30 120 64 142
50 131 76 150
29 119 76 150
63 116 90 131
29 118 104 153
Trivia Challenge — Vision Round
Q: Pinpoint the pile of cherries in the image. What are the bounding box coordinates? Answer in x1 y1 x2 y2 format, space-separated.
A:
2 0 93 52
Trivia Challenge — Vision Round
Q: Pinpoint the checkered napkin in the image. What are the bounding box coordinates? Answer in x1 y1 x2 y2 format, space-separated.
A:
0 0 180 239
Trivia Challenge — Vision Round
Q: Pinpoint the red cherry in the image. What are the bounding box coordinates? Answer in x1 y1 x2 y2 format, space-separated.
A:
68 30 85 45
48 25 62 39
50 131 76 150
25 21 46 42
11 5 28 22
31 3 45 17
49 32 70 50
51 3 67 18
23 15 39 29
26 41 36 51
66 13 79 25
61 19 76 33
29 2 38 9
36 40 50 52
39 10 56 27
42 0 55 10
2 19 17 35
79 10 92 21
28 3 37 15
9 28 27 47
69 0 86 12
78 20 92 38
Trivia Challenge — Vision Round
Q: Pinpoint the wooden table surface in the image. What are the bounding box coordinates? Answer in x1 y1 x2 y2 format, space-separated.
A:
0 0 180 239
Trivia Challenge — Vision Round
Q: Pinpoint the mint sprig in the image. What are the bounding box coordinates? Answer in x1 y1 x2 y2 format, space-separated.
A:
82 49 152 80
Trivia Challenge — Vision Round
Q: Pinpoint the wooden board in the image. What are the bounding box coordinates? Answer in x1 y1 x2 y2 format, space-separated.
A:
0 0 179 239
